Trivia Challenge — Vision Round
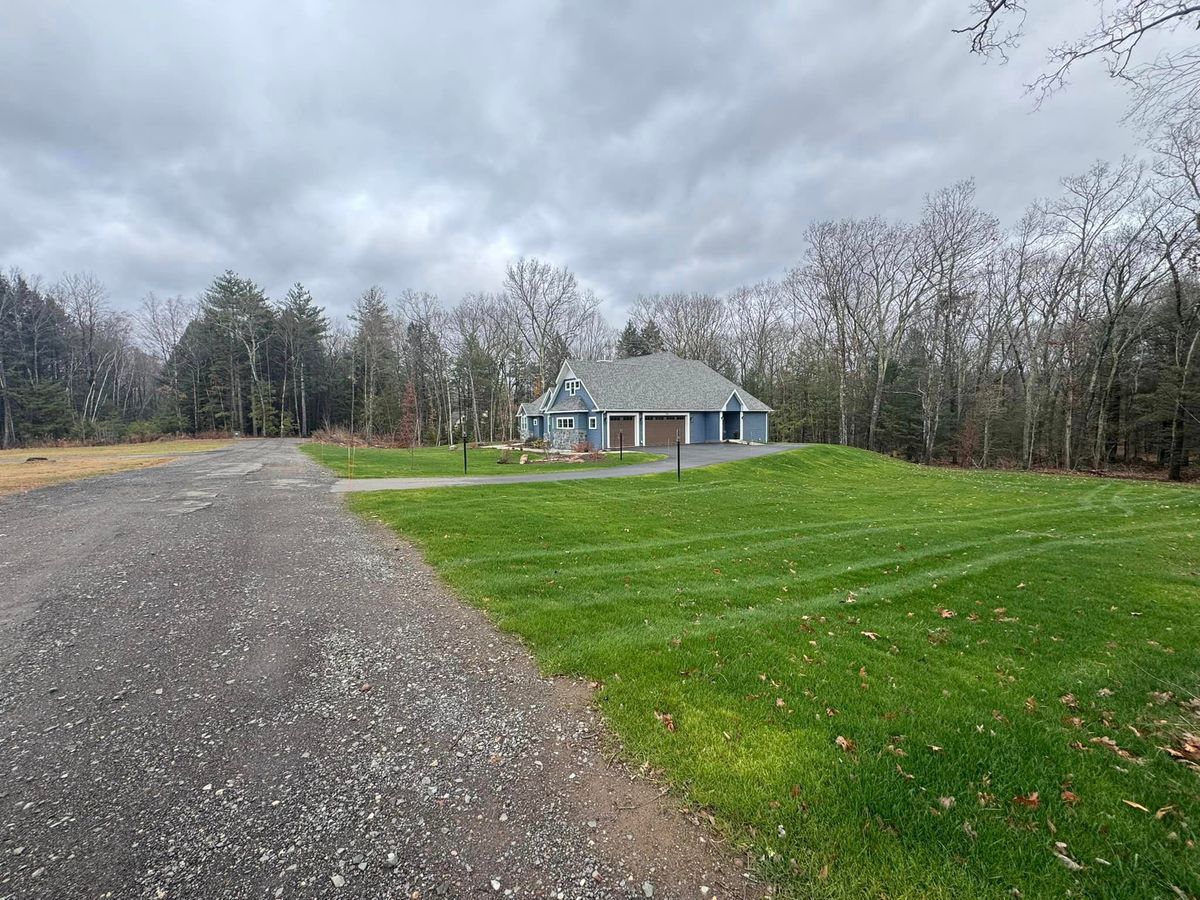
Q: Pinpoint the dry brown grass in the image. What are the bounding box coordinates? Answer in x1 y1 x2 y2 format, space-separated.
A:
0 439 231 495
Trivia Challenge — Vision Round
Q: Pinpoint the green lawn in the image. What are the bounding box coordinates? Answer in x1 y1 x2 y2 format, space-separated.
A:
300 442 662 478
352 446 1200 898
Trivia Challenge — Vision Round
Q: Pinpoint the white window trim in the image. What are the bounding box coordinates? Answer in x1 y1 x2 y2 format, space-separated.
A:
555 416 575 430
588 416 597 430
565 379 580 396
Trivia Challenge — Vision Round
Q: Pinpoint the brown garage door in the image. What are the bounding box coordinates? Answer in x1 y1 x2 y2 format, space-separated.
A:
643 415 686 446
608 415 636 449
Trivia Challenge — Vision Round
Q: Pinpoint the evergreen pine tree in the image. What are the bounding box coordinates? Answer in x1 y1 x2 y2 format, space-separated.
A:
640 319 665 353
615 320 645 358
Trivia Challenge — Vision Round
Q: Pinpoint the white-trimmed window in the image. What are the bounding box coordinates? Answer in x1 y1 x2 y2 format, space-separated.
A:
588 416 597 430
555 416 575 430
565 379 580 396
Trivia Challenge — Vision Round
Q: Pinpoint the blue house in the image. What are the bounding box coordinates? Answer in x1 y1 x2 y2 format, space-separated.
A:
517 352 772 450
516 388 551 441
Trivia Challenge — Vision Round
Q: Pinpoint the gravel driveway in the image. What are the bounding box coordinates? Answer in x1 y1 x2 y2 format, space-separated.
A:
0 440 761 899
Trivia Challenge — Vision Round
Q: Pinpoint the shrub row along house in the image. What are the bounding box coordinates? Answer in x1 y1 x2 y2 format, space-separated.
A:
517 352 771 450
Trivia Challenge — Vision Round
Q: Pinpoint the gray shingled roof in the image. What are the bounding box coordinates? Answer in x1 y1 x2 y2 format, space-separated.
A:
546 394 587 413
555 352 772 412
517 388 551 417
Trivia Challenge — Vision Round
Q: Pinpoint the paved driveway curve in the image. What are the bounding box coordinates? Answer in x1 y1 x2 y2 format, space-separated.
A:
332 442 804 492
0 440 760 899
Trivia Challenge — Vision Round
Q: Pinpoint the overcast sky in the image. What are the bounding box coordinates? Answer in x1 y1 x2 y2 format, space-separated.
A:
0 1 1153 319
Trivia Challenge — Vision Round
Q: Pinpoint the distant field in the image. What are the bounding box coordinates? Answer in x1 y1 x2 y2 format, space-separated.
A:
0 439 231 494
300 442 663 478
354 446 1200 898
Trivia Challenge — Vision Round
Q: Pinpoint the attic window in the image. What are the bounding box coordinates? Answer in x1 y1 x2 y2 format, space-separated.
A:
565 379 580 396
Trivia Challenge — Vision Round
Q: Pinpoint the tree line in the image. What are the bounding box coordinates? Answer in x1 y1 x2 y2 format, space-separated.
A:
2 137 1197 478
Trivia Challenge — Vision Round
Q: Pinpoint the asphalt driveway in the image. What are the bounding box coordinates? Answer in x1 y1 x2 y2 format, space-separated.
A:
0 439 760 899
331 442 804 492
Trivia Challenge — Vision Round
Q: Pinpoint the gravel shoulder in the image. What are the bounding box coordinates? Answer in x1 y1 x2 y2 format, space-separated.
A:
0 439 764 899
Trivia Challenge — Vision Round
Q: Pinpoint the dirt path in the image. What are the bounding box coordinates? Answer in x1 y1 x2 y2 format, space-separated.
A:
0 439 762 899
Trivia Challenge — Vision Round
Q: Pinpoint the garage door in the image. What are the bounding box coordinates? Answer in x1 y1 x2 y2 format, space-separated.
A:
608 415 636 449
643 415 686 446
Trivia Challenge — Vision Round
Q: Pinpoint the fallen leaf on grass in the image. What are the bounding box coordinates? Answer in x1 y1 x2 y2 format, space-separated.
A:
1091 736 1137 760
1155 805 1175 820
1060 693 1078 709
1012 792 1040 809
817 864 829 881
653 710 676 732
962 820 977 839
835 735 856 753
1122 799 1150 813
928 744 943 753
1061 790 1080 806
860 631 880 641
938 607 957 618
1159 733 1200 767
1052 842 1083 871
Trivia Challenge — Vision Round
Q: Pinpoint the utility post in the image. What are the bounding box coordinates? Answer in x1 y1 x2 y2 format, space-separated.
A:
676 432 681 482
619 430 623 460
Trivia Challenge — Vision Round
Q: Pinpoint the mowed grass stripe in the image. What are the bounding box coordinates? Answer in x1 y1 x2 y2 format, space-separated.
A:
353 446 1200 899
423 476 1173 569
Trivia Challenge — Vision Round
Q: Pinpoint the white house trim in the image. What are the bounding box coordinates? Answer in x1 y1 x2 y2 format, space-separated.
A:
722 389 745 411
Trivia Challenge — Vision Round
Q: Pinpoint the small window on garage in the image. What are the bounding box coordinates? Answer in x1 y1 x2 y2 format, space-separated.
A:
588 416 597 429
555 416 574 429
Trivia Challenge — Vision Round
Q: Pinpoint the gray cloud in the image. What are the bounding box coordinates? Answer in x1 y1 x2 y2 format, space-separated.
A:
0 1 1154 318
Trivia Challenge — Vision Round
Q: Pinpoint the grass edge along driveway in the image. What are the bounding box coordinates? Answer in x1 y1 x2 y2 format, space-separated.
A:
352 446 1200 899
300 441 663 478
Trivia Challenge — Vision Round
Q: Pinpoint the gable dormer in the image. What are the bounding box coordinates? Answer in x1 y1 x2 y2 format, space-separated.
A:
548 363 595 411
